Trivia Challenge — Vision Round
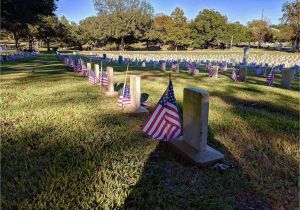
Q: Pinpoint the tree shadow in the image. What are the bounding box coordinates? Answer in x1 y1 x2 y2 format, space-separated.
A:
122 125 272 209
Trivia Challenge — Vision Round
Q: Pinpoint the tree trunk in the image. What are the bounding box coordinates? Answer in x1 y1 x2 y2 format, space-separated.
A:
28 38 33 51
146 40 149 49
46 40 50 51
296 36 299 53
121 37 125 51
13 32 20 51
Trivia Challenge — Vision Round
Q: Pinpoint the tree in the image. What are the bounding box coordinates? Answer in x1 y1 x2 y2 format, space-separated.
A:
36 16 64 51
152 14 173 45
1 0 57 50
281 0 300 52
248 19 272 48
93 0 154 50
190 9 228 49
165 7 190 50
228 22 250 47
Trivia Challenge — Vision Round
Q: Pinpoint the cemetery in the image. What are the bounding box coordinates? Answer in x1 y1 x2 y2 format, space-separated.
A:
1 0 300 209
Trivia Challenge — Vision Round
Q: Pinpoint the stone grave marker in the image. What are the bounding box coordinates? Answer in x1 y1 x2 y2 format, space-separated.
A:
123 75 148 114
211 66 219 78
239 66 247 82
161 62 166 71
94 64 100 80
105 67 118 96
169 88 224 166
87 62 92 74
281 68 295 89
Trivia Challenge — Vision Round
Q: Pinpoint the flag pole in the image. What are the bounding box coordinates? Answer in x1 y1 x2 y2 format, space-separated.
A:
100 60 103 93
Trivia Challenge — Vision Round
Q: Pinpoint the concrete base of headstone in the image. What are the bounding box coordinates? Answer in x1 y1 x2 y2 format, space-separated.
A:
168 139 224 166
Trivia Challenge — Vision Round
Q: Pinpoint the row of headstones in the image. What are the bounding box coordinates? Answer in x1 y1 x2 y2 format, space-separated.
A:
75 53 296 90
0 51 39 62
84 53 299 78
105 52 300 68
59 52 224 166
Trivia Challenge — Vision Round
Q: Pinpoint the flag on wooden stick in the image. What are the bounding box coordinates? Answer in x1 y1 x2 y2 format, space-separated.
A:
142 80 181 141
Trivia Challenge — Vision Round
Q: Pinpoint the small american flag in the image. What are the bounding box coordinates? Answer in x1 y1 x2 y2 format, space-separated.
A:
171 62 177 69
118 84 131 107
266 70 274 86
142 80 181 141
89 70 97 84
82 65 88 77
74 63 80 73
141 99 150 107
99 70 108 86
231 70 237 81
208 66 214 77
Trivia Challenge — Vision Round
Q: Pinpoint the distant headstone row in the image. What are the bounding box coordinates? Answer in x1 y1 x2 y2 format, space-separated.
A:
0 51 39 62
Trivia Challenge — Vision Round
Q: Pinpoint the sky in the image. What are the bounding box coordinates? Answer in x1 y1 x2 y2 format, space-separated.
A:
56 0 286 25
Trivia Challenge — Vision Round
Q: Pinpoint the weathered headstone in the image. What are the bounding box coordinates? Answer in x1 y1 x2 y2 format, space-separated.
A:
281 68 294 89
87 62 92 74
239 66 247 82
211 66 218 78
242 47 249 65
94 64 100 79
105 67 118 96
142 61 146 67
118 55 123 64
161 62 166 71
124 75 148 114
175 64 180 73
169 88 224 166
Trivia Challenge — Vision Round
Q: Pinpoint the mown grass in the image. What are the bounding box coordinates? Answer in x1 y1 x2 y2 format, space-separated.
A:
1 53 299 209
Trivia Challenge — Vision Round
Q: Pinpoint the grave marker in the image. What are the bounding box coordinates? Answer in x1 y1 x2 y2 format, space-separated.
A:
239 66 247 82
87 62 92 74
124 75 148 114
281 68 294 89
169 88 224 166
105 67 118 96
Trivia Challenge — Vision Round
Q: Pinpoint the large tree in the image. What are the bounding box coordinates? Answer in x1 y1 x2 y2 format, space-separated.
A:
190 9 228 49
1 0 57 50
165 7 190 50
93 0 154 50
280 0 300 52
248 19 272 48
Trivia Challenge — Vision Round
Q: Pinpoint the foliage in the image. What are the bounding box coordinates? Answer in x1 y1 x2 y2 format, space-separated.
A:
165 8 191 50
93 0 154 50
1 0 57 50
280 0 300 51
247 20 272 47
190 9 228 48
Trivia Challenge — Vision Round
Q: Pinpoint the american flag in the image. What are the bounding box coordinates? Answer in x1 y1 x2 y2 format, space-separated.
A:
74 63 80 73
118 84 131 107
89 70 97 84
142 80 181 141
99 70 108 86
231 70 237 81
208 66 214 77
266 70 274 86
82 65 88 77
141 99 150 107
171 62 177 69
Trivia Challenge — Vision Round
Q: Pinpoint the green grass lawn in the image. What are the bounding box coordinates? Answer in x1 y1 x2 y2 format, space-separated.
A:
1 53 299 209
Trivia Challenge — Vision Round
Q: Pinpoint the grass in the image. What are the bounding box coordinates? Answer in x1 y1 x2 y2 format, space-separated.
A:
1 52 299 209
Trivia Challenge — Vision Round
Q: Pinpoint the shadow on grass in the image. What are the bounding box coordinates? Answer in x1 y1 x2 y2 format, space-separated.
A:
123 126 271 209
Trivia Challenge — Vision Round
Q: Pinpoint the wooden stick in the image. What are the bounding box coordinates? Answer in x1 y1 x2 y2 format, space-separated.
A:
100 60 103 93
